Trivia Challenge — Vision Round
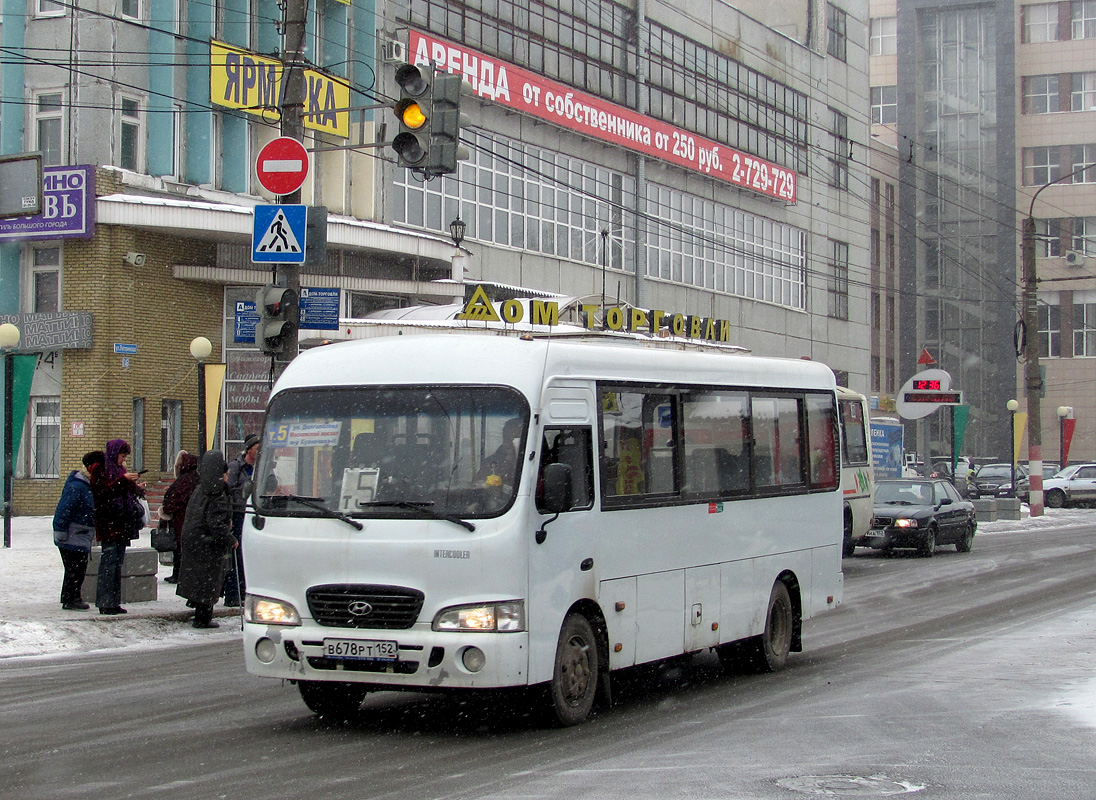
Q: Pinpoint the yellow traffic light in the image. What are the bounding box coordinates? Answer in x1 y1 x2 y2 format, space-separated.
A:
400 101 427 130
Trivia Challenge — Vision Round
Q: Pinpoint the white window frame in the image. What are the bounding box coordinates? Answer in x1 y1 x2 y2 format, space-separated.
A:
869 17 897 55
1074 291 1096 356
1024 74 1060 114
1072 0 1096 39
117 95 144 172
1074 216 1096 254
1072 144 1096 183
1023 3 1060 42
29 396 61 479
35 0 66 17
30 245 62 312
34 91 65 167
1025 146 1061 186
1038 296 1061 358
1072 72 1096 111
871 85 898 124
120 0 141 21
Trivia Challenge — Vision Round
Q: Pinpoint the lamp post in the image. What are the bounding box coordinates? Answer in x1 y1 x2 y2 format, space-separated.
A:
1057 405 1073 469
449 216 467 304
1006 398 1019 499
190 336 212 456
1021 161 1095 516
1 322 21 549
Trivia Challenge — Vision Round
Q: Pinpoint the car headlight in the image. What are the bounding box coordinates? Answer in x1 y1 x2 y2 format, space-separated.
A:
894 518 919 528
245 595 301 626
433 601 525 632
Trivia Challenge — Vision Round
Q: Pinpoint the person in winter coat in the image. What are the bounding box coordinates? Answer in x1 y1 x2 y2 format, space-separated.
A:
52 451 105 610
160 452 200 584
177 450 238 629
93 438 146 615
222 433 259 606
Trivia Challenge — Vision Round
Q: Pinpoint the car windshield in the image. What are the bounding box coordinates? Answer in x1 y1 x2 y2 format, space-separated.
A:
976 466 1013 480
875 481 932 505
254 386 529 521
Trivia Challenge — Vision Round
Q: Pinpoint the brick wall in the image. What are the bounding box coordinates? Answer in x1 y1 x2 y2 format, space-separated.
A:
14 173 225 515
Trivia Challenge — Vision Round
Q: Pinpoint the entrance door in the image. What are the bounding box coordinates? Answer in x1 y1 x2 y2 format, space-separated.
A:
161 400 182 472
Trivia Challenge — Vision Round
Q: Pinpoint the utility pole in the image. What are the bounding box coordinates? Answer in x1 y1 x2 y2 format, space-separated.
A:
278 0 307 362
1021 161 1095 516
1020 213 1043 516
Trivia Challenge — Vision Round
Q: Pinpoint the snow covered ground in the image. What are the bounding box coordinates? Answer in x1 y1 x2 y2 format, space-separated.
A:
2 509 1095 729
0 516 243 660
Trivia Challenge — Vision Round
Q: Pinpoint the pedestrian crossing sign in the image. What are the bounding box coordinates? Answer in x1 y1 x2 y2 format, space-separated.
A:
252 204 307 264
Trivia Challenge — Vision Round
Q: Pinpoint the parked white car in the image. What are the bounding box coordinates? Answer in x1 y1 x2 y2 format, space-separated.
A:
1042 464 1096 508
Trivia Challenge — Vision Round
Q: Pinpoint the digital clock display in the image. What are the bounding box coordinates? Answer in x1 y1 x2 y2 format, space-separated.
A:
912 379 942 391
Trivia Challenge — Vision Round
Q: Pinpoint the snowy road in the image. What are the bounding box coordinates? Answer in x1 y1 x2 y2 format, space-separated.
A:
1 521 1094 799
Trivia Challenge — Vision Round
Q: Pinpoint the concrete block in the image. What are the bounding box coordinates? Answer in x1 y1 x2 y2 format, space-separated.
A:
997 498 1021 520
81 547 160 604
972 498 998 522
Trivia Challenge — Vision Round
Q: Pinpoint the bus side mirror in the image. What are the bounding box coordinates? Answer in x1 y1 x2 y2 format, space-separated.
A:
536 463 573 545
541 463 573 514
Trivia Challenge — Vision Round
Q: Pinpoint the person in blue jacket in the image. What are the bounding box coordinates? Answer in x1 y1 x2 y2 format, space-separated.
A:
52 451 105 610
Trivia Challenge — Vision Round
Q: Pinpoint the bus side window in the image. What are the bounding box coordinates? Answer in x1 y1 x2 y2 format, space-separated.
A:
537 427 594 512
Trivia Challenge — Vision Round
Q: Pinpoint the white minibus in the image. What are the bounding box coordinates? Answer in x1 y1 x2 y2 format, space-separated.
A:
243 334 844 725
837 387 874 556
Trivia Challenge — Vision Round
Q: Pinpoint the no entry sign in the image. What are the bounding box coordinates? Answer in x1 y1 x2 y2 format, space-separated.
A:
255 137 309 195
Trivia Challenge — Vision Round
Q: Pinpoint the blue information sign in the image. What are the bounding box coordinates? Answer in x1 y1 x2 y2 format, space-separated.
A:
234 300 260 343
113 343 137 355
252 204 307 264
298 287 340 330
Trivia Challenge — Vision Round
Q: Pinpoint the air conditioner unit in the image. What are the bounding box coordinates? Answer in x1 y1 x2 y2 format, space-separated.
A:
381 38 406 63
1063 250 1086 267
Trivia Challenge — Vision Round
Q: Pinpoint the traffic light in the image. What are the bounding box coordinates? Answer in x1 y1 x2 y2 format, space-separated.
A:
391 64 470 178
256 284 297 356
392 64 432 170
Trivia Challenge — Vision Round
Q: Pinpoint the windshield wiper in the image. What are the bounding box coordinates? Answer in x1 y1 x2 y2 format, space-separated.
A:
259 494 364 530
359 500 476 532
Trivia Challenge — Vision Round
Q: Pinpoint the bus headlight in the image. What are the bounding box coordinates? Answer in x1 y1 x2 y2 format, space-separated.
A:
245 595 301 626
433 601 525 632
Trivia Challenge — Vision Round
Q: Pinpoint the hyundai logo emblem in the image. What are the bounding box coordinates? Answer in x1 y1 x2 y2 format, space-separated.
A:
348 600 373 616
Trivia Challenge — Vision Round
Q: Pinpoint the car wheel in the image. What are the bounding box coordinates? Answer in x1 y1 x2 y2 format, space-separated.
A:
1045 488 1066 509
297 680 368 719
918 525 937 558
955 521 975 553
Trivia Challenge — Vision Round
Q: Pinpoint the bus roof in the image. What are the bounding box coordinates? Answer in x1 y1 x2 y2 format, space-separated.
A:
271 335 838 400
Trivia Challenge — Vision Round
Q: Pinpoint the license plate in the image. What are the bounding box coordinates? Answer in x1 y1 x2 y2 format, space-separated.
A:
323 638 398 661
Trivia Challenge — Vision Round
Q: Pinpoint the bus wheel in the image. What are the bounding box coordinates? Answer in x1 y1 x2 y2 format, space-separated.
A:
721 581 794 674
548 612 598 726
297 680 368 719
842 510 856 557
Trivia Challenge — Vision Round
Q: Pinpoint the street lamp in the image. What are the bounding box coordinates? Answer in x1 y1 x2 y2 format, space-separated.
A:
448 216 466 248
1 322 21 549
1057 405 1073 469
190 336 212 456
1021 161 1095 516
1006 398 1019 500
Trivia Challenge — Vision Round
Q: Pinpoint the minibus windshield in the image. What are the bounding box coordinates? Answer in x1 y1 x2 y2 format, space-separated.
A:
254 386 529 521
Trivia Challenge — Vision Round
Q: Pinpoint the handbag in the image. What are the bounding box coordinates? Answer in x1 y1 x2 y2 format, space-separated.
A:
137 497 152 528
151 518 177 552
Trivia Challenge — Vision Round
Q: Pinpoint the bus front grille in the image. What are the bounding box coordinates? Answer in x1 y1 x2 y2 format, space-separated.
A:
306 584 425 629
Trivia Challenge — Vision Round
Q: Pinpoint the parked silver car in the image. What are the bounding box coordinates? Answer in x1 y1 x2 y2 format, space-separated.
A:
1042 464 1096 508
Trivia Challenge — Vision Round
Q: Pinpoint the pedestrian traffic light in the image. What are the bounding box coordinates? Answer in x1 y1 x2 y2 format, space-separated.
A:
256 284 297 356
392 64 432 170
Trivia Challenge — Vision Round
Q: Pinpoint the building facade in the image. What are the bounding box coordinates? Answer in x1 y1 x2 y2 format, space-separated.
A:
868 0 1096 463
1 0 870 513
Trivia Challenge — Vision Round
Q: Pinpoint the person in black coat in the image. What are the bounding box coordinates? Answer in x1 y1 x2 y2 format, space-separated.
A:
176 450 238 629
160 452 199 584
